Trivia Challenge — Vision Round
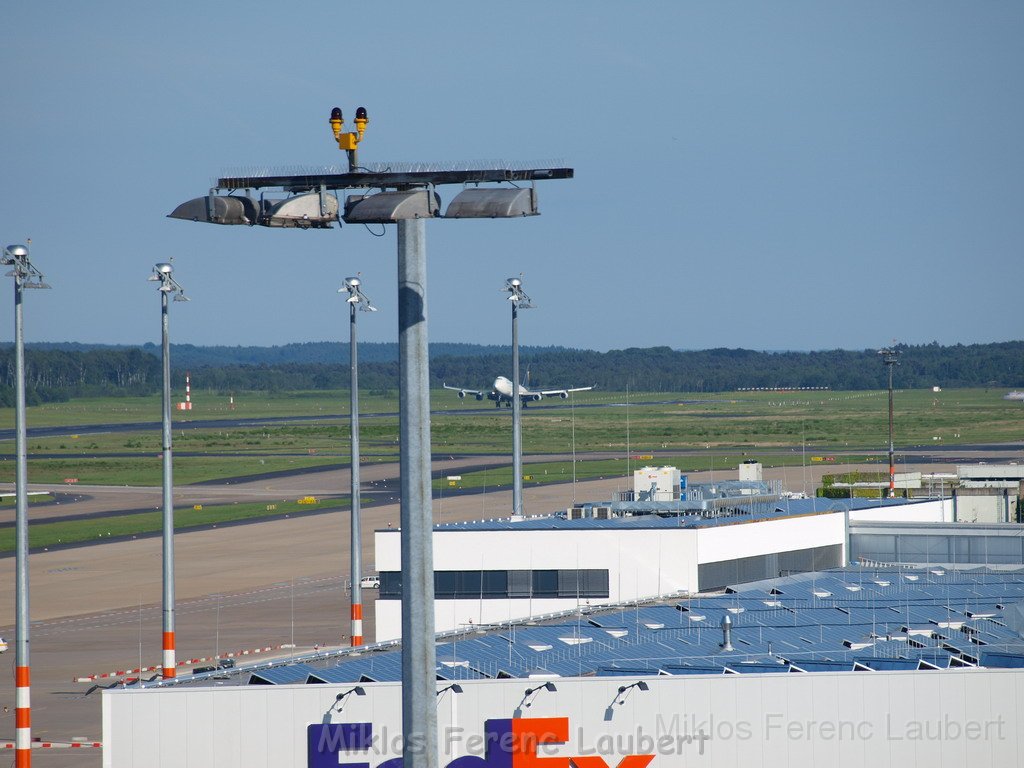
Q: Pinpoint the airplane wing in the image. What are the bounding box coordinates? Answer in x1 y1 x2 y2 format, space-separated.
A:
443 383 486 400
538 385 596 398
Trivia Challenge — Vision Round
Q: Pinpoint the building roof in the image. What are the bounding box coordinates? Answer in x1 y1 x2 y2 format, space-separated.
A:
148 565 1024 690
422 497 931 532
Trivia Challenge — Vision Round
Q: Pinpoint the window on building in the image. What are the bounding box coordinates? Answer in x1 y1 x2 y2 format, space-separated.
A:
378 569 610 600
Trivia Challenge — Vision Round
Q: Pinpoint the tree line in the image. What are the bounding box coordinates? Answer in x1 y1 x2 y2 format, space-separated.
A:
0 347 160 406
2 340 1021 405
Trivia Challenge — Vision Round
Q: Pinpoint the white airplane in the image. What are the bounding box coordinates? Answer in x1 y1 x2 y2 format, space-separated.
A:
444 376 594 407
1005 391 1024 401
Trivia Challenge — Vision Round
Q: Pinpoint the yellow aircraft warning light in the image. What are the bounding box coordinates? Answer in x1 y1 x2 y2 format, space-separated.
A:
330 106 369 171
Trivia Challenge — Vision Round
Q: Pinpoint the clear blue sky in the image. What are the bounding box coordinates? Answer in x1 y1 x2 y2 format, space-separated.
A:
2 2 1021 352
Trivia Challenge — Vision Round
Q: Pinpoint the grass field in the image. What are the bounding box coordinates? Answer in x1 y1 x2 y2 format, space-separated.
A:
0 390 403 428
1 388 1021 487
0 493 53 507
434 387 1022 454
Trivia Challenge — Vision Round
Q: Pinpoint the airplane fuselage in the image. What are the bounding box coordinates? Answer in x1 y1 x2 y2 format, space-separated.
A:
492 376 542 406
444 377 591 407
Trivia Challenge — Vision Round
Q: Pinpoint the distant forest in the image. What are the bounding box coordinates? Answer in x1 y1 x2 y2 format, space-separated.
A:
1 340 1022 406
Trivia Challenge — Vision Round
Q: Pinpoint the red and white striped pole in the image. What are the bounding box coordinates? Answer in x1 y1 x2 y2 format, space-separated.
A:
153 263 187 678
351 603 363 646
15 666 30 767
7 243 49 768
177 371 192 411
341 276 375 647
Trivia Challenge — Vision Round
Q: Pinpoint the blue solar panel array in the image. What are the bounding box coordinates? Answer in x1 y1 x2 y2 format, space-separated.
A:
245 566 1024 686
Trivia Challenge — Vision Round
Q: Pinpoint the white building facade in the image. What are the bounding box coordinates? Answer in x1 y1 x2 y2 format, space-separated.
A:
102 668 1023 768
374 498 951 641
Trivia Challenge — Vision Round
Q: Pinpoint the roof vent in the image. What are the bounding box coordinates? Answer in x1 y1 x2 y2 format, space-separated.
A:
720 615 734 652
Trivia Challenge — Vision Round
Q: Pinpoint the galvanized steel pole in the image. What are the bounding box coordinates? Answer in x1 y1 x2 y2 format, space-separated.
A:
151 263 186 678
506 278 531 518
879 347 899 500
349 293 363 646
887 362 895 498
397 218 437 768
160 283 176 677
11 251 31 768
511 298 523 516
3 244 48 768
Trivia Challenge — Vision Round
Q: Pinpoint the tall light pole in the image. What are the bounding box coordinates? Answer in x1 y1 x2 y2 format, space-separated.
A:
878 347 900 499
397 218 437 767
169 107 572 768
149 263 188 678
505 277 533 517
3 242 50 768
340 276 376 646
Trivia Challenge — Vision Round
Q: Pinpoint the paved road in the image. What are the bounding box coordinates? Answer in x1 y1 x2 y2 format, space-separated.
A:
1 442 1018 530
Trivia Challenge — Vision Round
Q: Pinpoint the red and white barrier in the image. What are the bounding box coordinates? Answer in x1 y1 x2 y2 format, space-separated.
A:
1 741 102 749
74 645 281 682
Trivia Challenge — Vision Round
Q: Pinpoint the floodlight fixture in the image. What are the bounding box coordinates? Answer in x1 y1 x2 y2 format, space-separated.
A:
3 243 51 290
150 263 188 301
617 680 650 694
343 190 440 224
336 686 367 701
445 186 538 218
340 276 377 311
505 276 533 309
436 683 464 696
334 685 367 712
524 681 557 696
265 190 339 228
1 243 28 260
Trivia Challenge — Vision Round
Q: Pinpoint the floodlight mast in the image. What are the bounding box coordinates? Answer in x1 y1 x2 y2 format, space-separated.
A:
878 347 900 498
340 276 376 646
168 105 572 768
506 277 534 517
149 263 188 678
3 242 50 768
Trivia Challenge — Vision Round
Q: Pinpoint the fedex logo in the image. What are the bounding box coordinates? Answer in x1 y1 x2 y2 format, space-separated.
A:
308 717 655 768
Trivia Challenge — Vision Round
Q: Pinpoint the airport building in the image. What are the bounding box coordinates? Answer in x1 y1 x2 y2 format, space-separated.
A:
99 463 1024 767
953 464 1023 523
103 566 1024 767
374 473 951 641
